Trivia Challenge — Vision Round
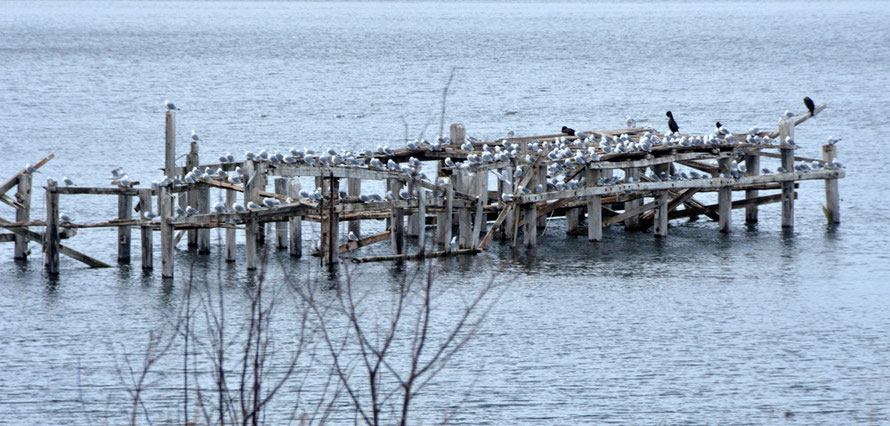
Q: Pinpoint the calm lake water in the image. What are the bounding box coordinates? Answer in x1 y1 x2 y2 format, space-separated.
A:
2 1 889 424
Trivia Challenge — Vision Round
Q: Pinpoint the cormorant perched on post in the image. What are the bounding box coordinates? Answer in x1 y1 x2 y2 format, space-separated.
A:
561 126 575 136
666 111 679 133
804 96 815 116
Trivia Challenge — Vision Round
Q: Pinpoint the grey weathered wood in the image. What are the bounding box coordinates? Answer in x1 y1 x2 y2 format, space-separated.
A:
449 123 466 146
255 162 267 245
0 218 109 268
718 157 732 233
523 203 537 248
767 102 826 138
287 180 302 257
654 191 668 238
389 179 405 255
779 118 795 228
822 144 840 223
14 173 31 259
624 167 642 231
407 180 420 237
0 153 53 197
139 190 153 270
565 207 580 234
585 168 602 242
416 181 426 253
225 189 236 262
165 110 176 178
470 174 486 248
326 177 340 265
438 180 453 251
244 161 258 270
745 153 761 223
274 178 288 250
159 187 174 278
347 177 361 238
350 248 477 263
186 142 199 248
44 183 60 274
117 194 132 262
196 185 210 254
457 176 472 249
0 234 13 242
535 167 547 229
500 168 514 240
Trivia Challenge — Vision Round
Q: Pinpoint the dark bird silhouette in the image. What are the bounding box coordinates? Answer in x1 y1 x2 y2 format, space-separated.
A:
804 96 815 116
666 111 679 133
561 126 575 136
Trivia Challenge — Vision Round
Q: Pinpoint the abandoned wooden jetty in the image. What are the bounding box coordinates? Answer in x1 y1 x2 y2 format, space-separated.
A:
1 102 844 278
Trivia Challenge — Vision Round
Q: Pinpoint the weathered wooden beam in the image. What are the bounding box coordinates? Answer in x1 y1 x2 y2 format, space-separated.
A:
225 189 237 262
822 144 840 223
745 152 761 223
287 180 302 257
0 218 110 269
0 153 53 196
624 167 642 231
779 118 795 228
437 179 453 250
164 110 176 178
718 157 732 233
389 179 405 255
160 187 174 278
14 173 31 259
274 178 288 250
767 102 827 138
604 198 660 228
244 161 258 270
350 248 477 263
586 168 603 242
138 190 153 270
347 177 361 238
654 191 668 238
0 234 14 242
336 230 391 254
44 183 60 274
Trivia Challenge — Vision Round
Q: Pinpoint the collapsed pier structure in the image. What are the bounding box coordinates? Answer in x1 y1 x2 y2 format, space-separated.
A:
1 103 843 277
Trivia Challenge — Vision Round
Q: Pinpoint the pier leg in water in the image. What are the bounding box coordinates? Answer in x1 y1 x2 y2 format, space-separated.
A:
347 177 361 238
197 184 210 254
585 168 602 242
624 167 642 231
436 179 453 251
779 118 795 228
523 202 537 249
186 141 199 248
389 178 405 255
823 144 840 223
139 189 153 270
654 191 668 238
225 189 236 262
287 179 302 257
718 157 732 233
275 178 288 250
745 153 761 223
44 182 60 275
159 187 174 278
118 193 132 262
14 173 31 260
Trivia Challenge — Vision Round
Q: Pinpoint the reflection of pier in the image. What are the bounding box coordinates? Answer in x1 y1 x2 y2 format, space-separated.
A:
1 102 842 278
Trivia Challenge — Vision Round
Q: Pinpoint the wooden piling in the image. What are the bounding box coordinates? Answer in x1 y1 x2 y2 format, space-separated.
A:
138 189 153 270
779 118 795 228
523 203 537 248
186 141 199 248
407 180 420 238
389 178 405 255
822 144 840 223
326 177 340 265
244 161 258 270
274 178 288 250
654 191 668 238
225 189 236 262
718 157 732 233
624 167 642 231
437 179 453 251
449 123 466 146
536 167 547 229
44 182 60 274
13 173 31 259
287 180 302 257
159 187 174 278
457 172 472 249
745 153 761 223
255 162 267 245
347 177 361 238
196 184 210 254
164 110 176 178
416 181 426 252
585 168 602 242
118 193 132 262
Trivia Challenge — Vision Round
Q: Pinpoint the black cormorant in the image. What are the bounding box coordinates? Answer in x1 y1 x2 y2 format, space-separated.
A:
666 111 679 133
804 96 815 116
561 126 575 136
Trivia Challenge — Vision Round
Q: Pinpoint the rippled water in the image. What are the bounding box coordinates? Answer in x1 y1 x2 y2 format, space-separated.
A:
2 1 890 424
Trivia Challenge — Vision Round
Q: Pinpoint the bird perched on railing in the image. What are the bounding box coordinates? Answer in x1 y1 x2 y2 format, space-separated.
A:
561 126 575 136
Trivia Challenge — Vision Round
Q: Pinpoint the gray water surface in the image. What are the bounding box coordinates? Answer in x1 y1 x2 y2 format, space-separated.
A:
2 1 889 424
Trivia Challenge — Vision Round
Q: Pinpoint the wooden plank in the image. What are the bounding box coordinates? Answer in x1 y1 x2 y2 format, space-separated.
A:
518 169 843 203
338 230 390 254
742 149 821 163
255 162 267 245
139 190 153 270
0 218 110 268
14 173 31 259
0 153 54 196
287 180 302 257
779 118 795 228
718 157 732 233
0 234 14 242
326 177 340 265
604 199 660 228
678 160 719 176
822 144 840 223
350 248 477 263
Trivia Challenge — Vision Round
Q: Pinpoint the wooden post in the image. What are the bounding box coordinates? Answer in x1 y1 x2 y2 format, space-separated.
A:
745 153 761 223
196 184 210 254
779 118 795 228
244 161 258 270
585 168 602 242
347 177 361 238
718 157 732 233
225 189 236 262
165 110 176 178
255 162 267 245
13 173 31 259
523 203 537 248
186 141 199 248
471 175 485 248
457 172 472 249
416 182 426 253
274 178 288 250
44 182 60 275
407 180 420 238
449 123 466 146
139 189 153 270
118 193 132 262
566 208 580 234
437 179 453 251
535 167 547 229
287 180 302 257
479 171 489 234
389 179 405 255
160 187 174 278
823 144 840 223
326 177 340 265
624 167 641 231
654 191 668 238
500 167 514 240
